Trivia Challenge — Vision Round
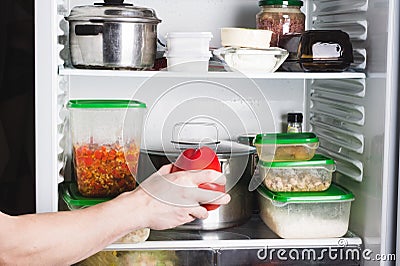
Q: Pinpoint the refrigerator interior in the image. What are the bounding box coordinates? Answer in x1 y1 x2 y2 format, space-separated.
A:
34 0 399 265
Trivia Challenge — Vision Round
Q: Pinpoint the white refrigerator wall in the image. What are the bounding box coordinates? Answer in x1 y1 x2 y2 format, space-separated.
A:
35 0 399 264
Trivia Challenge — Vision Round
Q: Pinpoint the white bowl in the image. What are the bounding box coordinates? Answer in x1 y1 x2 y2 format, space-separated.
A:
213 47 288 73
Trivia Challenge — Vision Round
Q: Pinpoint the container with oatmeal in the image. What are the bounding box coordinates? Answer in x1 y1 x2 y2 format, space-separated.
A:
260 154 336 192
68 99 146 197
257 183 354 238
256 0 305 47
254 132 319 162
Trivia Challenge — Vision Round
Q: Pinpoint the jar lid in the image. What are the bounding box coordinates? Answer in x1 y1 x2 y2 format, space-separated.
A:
67 99 147 109
258 0 304 7
255 132 318 145
257 183 355 203
260 154 335 168
288 112 303 123
66 1 161 24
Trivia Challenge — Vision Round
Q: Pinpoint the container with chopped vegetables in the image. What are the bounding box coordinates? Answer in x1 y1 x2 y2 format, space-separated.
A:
68 100 146 197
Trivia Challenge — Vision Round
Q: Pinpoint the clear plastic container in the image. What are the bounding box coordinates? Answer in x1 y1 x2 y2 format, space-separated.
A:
256 0 305 47
257 183 354 238
68 100 146 197
165 32 213 56
259 154 336 192
254 132 319 162
166 55 211 72
213 47 288 73
60 182 150 244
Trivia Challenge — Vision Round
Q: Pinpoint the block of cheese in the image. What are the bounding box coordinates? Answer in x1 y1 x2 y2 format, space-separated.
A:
221 27 273 49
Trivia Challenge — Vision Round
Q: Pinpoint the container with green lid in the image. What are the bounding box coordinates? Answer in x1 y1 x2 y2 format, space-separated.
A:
254 132 319 162
60 181 150 244
257 183 354 238
260 154 335 192
68 99 146 197
60 181 112 210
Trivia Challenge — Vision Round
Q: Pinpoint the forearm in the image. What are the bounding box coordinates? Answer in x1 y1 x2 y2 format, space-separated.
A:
0 191 142 265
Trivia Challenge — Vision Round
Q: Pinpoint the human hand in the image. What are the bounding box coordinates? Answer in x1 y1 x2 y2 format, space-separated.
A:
133 164 230 230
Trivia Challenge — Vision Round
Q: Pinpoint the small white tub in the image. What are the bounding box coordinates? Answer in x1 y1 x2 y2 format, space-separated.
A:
166 54 211 72
165 32 213 56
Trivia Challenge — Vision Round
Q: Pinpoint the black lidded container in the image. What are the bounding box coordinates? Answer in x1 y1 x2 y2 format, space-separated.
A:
278 30 354 72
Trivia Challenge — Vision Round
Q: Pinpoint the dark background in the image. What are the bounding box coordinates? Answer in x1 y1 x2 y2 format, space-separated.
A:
0 0 35 215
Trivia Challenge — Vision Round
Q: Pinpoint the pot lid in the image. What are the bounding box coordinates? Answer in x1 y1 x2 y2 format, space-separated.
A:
142 140 256 158
66 1 161 24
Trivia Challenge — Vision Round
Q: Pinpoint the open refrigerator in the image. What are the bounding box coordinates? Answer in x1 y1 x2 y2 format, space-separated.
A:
34 0 399 265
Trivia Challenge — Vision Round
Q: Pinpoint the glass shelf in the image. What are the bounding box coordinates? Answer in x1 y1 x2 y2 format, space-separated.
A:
105 215 362 251
59 67 366 80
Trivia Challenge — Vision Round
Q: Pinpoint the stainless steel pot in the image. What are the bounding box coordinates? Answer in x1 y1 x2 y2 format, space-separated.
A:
66 0 161 69
138 141 257 230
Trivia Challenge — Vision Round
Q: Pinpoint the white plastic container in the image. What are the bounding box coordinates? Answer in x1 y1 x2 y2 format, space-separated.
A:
165 32 213 56
166 55 211 72
257 183 354 238
164 32 213 72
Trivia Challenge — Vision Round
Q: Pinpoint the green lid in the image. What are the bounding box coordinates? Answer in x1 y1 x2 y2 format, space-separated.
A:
255 132 319 145
258 183 355 203
60 182 112 209
67 100 146 109
260 154 334 168
259 0 303 7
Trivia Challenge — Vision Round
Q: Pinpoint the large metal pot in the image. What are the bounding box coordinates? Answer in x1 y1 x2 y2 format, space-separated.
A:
66 0 161 69
138 141 257 230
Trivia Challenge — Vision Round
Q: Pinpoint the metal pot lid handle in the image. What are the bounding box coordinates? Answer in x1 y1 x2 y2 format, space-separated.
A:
94 0 133 6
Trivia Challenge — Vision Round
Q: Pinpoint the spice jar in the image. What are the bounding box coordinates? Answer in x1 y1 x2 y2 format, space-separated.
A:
256 0 305 47
287 112 303 133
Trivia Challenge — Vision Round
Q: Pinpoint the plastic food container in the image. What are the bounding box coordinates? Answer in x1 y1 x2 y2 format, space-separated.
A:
60 182 150 244
256 0 305 47
260 154 336 192
278 30 354 72
257 183 355 238
68 100 146 197
165 32 213 55
164 32 213 72
165 55 211 72
220 27 273 49
254 132 319 162
213 47 288 73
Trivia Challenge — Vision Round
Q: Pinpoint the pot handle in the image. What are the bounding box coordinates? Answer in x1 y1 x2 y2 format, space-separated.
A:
75 25 103 36
94 0 133 6
105 0 124 4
